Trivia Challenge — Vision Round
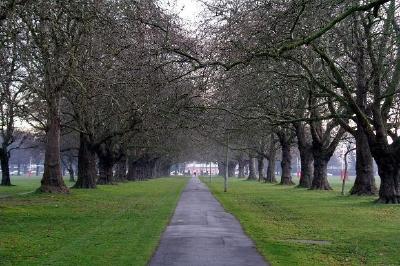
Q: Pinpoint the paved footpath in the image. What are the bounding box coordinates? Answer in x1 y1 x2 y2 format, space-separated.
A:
149 177 268 266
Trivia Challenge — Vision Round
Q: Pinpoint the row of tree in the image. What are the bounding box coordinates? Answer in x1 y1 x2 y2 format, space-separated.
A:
174 0 399 204
0 0 197 190
1 0 399 204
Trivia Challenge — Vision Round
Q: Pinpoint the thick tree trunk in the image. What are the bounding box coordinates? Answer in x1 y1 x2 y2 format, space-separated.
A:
298 149 313 188
0 151 11 186
350 128 377 195
247 157 257 180
238 159 246 178
73 134 97 189
257 157 264 181
265 156 277 183
374 155 400 204
311 156 332 190
280 143 294 185
38 100 68 193
115 157 127 182
97 156 114 185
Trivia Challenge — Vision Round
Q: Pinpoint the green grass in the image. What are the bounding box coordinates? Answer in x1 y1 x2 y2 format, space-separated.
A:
0 176 76 198
0 176 188 266
201 176 400 266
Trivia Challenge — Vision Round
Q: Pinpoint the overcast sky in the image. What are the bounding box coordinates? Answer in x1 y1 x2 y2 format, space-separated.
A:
163 0 204 27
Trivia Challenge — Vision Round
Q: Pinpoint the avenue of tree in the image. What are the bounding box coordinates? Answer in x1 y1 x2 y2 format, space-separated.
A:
1 0 399 204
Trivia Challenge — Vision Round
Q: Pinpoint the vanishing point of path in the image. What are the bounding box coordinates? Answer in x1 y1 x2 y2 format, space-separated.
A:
150 177 268 266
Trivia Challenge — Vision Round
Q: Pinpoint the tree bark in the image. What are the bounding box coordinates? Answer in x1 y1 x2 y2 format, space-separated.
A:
280 142 294 185
294 122 314 188
298 149 313 188
115 156 127 182
38 98 69 193
257 156 264 181
237 158 246 178
73 133 96 189
0 149 11 186
311 155 332 190
374 154 400 203
247 156 257 180
350 127 377 195
228 161 236 177
266 155 277 183
97 155 114 185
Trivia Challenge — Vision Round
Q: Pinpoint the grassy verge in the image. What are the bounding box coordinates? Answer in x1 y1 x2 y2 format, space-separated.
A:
201 176 400 266
0 176 188 266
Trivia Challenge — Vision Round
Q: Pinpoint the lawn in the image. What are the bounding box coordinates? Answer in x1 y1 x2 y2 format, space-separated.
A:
201 176 400 266
0 176 76 198
0 176 188 266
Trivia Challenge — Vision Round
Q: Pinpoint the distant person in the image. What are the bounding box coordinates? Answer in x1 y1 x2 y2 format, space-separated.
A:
193 172 197 178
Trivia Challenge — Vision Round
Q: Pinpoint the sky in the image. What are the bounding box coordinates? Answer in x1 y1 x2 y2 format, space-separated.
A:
162 0 204 27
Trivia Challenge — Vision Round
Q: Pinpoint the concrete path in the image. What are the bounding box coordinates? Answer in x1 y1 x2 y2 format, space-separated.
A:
149 177 268 266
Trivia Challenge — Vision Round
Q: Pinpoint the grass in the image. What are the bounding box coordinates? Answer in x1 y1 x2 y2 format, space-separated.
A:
0 176 188 266
201 176 400 266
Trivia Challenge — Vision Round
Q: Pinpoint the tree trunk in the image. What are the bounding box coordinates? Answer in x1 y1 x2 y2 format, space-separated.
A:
257 157 264 181
238 159 246 178
38 99 69 193
350 127 377 195
228 161 236 177
374 155 400 204
247 157 257 180
127 157 138 181
298 149 313 188
218 162 225 176
97 156 114 185
265 156 277 183
311 156 332 190
73 133 96 189
280 142 294 185
68 165 75 182
115 156 127 182
0 150 11 186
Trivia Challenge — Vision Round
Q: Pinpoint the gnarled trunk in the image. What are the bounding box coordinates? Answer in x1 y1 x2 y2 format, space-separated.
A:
294 122 313 188
247 156 257 180
38 99 68 193
280 142 294 185
0 149 11 186
257 157 264 181
350 128 377 195
311 156 332 190
374 155 400 204
73 133 96 189
298 149 313 188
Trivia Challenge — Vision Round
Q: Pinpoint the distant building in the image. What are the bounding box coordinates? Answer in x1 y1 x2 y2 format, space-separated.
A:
185 162 218 175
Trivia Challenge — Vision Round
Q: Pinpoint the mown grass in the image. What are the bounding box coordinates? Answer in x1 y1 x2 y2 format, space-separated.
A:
201 176 400 266
0 176 188 266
